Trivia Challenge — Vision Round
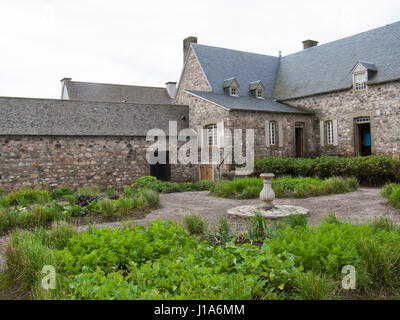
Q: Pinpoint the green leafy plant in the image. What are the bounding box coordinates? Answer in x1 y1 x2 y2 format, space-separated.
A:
6 189 49 206
50 187 75 200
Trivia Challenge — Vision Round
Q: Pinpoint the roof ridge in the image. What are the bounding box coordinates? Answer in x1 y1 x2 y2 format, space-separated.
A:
68 80 167 90
191 43 279 59
281 20 400 59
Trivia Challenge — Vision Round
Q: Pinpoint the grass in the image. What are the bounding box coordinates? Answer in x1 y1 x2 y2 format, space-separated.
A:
183 214 207 235
382 183 400 209
210 176 359 199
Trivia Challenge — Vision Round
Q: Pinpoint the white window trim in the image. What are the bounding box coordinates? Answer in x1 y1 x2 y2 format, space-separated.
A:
230 87 238 97
207 124 218 146
256 89 264 99
269 121 276 146
326 120 334 145
353 71 367 92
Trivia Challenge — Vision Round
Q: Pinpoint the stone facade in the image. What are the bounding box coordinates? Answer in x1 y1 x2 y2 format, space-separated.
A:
284 81 400 156
0 136 197 191
175 48 211 105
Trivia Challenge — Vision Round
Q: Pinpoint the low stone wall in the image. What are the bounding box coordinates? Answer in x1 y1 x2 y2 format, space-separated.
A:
0 135 198 192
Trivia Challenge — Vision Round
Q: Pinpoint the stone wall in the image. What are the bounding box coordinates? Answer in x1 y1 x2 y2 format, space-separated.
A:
187 94 317 177
284 81 400 156
228 110 318 159
175 47 211 105
0 136 198 192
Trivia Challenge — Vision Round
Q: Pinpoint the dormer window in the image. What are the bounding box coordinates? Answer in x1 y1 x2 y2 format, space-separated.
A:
351 61 377 93
354 72 367 91
223 78 240 97
249 80 265 99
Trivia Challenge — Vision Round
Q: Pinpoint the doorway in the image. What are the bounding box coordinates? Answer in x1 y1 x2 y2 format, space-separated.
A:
295 123 304 158
355 118 371 156
200 164 213 181
150 151 171 181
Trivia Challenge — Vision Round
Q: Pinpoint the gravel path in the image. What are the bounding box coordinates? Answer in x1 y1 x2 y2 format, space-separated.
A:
0 187 399 274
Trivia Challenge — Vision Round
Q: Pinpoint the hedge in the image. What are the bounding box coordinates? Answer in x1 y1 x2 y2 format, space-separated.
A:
254 155 400 186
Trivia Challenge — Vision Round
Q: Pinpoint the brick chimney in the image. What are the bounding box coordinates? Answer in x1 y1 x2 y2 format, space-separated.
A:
183 36 197 64
60 77 71 99
165 81 177 99
302 40 318 50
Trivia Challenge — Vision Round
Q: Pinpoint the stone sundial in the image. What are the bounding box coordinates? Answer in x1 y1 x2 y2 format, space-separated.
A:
227 173 309 219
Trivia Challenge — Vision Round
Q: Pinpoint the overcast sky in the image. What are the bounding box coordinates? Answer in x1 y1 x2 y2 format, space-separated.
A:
1 0 399 99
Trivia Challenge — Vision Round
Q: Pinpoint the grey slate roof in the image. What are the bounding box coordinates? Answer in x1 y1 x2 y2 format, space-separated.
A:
186 90 310 114
191 43 280 98
274 21 400 100
65 80 173 104
0 97 188 136
358 61 377 72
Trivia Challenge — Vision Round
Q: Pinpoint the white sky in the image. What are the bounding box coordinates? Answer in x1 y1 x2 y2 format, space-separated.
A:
0 0 399 99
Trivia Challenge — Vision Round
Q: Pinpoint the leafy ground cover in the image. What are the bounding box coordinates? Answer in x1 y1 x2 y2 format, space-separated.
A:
0 186 160 235
209 176 359 199
254 155 400 186
5 214 400 300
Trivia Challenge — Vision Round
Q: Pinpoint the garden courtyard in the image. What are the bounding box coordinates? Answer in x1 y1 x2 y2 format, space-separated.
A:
2 156 400 300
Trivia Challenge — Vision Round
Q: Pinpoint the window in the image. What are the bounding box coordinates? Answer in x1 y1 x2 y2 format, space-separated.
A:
355 117 370 124
326 120 334 145
354 72 367 91
207 124 218 146
256 90 263 98
230 87 238 96
269 121 276 145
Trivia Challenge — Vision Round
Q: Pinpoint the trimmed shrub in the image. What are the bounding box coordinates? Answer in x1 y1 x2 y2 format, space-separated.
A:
210 176 358 199
255 155 400 186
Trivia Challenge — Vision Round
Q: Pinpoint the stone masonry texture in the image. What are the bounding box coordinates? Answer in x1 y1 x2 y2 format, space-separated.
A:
284 81 400 156
0 136 197 192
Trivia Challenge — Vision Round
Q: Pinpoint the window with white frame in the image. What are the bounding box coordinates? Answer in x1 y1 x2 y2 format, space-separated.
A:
269 121 276 145
326 120 334 145
256 90 263 98
230 87 238 96
207 124 218 146
354 72 367 91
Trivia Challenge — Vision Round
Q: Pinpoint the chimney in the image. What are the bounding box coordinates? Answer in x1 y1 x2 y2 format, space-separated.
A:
165 81 177 99
60 77 71 99
183 36 197 64
302 39 318 50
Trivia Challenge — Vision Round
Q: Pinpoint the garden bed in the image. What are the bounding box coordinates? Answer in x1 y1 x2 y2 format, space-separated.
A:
4 214 400 300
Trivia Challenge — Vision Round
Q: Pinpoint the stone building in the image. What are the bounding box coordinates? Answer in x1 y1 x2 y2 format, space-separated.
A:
175 21 400 179
0 20 399 190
